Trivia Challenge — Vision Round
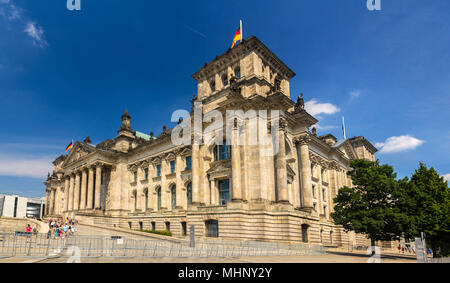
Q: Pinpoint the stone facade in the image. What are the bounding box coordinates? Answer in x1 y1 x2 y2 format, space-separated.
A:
44 36 377 246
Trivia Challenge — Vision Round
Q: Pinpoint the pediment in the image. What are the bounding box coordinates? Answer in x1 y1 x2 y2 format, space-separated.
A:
62 142 96 168
207 160 231 174
335 140 357 160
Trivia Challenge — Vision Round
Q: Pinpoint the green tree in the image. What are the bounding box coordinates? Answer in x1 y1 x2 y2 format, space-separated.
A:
402 163 450 257
331 159 401 247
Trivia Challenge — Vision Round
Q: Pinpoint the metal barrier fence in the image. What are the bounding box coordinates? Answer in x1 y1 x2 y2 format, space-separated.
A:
0 232 326 259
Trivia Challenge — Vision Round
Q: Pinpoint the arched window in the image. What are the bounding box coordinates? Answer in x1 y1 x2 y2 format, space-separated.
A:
235 67 241 79
171 185 176 210
205 220 219 237
156 187 161 211
186 182 192 206
210 79 216 92
213 141 231 161
301 224 309 243
222 74 228 87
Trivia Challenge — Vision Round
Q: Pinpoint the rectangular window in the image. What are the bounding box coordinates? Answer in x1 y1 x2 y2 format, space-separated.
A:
312 185 316 198
185 156 192 170
170 161 175 174
323 189 326 201
156 165 161 177
151 222 156 231
133 171 137 183
219 144 230 160
144 168 149 180
218 179 230 206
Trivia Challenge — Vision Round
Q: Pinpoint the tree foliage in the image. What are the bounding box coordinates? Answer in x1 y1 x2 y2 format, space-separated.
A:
331 159 400 245
331 160 450 257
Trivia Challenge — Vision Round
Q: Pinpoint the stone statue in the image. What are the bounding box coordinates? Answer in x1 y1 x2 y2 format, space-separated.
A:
312 127 317 137
84 136 92 144
296 93 305 110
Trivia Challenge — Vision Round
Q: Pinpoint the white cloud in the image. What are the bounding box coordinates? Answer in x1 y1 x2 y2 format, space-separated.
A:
443 174 450 182
305 99 340 117
0 1 21 21
24 22 47 47
350 90 361 99
0 155 53 179
376 135 425 154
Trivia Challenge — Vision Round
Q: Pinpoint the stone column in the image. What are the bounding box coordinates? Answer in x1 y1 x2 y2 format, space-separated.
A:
175 152 184 209
68 175 74 211
95 164 102 209
210 179 217 205
80 168 87 210
87 166 94 209
276 119 288 203
50 189 55 215
64 177 70 212
191 144 200 205
297 134 313 209
45 190 49 215
73 171 81 211
231 120 242 201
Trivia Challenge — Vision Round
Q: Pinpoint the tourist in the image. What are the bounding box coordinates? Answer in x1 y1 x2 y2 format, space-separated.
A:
26 224 32 233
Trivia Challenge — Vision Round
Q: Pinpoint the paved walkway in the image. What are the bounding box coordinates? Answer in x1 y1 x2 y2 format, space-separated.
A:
0 224 417 263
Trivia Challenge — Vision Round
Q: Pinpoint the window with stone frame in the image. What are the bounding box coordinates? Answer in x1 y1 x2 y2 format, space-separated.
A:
156 187 161 210
234 67 241 79
133 190 137 211
221 73 228 87
312 184 316 198
144 189 148 210
322 188 326 201
218 179 230 206
133 171 137 183
186 182 192 206
301 224 309 243
185 156 192 170
205 220 219 237
144 168 149 180
170 160 176 174
171 185 176 209
311 163 315 178
156 164 161 177
210 79 216 92
214 141 231 161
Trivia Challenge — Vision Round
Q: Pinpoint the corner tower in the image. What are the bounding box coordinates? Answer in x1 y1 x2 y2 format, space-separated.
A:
192 36 296 104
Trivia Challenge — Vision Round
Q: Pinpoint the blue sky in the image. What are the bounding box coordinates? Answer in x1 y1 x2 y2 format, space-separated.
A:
0 0 449 198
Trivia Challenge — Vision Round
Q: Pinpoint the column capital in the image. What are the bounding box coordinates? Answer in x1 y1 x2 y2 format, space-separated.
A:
294 134 311 145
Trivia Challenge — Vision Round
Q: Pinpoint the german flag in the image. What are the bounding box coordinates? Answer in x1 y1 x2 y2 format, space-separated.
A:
65 140 73 152
231 26 241 48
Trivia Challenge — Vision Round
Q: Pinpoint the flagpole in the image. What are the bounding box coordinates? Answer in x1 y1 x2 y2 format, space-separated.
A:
342 117 347 140
240 19 243 42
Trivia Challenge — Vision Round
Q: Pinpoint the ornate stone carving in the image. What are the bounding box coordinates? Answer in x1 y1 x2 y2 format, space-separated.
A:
294 134 311 145
84 136 92 144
